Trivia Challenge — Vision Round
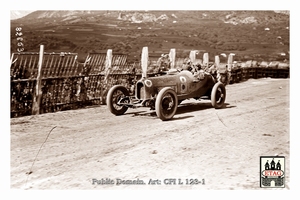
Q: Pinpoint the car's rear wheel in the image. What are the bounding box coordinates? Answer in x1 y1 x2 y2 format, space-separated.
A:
211 82 226 109
155 87 178 121
106 85 129 115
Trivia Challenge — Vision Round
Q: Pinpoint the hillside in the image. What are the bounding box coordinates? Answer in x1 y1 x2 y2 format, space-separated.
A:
10 10 290 62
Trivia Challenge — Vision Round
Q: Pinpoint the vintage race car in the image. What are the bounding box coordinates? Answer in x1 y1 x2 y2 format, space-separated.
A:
106 50 227 121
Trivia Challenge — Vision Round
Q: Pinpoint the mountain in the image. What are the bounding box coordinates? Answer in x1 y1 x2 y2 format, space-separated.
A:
10 10 290 62
10 10 35 20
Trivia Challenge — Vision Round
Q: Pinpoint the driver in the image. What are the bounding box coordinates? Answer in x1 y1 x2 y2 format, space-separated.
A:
181 58 205 82
181 58 196 72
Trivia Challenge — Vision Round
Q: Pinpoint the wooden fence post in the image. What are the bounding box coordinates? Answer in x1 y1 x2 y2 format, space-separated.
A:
104 49 113 85
102 49 112 104
189 50 196 63
169 48 176 69
32 45 44 115
215 55 220 68
227 54 234 85
227 54 234 72
141 46 148 79
203 52 209 68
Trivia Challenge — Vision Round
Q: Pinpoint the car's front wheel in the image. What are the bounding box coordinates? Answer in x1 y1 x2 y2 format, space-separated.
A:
106 85 129 115
155 87 178 121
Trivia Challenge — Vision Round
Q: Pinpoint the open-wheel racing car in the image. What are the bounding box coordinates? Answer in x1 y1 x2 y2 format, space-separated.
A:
106 49 227 121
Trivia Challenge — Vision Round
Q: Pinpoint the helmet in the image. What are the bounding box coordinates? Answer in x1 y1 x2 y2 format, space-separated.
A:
181 58 192 70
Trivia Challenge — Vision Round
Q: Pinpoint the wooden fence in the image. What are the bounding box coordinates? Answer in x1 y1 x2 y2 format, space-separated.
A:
10 46 289 118
10 46 140 117
229 64 289 84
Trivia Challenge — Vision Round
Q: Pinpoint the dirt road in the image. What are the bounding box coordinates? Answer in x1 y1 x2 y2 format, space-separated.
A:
10 78 290 190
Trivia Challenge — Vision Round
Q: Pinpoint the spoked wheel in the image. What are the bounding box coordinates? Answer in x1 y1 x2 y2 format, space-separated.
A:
155 87 178 121
106 85 130 115
211 82 226 109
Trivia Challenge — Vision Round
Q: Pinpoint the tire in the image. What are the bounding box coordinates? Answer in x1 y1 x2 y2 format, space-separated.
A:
106 85 129 115
211 82 226 109
155 87 178 121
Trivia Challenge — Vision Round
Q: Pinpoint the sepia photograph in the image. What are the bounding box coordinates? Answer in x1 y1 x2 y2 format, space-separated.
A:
4 0 299 198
